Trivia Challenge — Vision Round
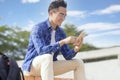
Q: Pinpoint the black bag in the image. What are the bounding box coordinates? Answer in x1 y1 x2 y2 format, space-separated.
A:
0 52 24 80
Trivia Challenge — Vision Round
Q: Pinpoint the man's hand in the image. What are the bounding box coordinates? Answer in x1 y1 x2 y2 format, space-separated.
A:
63 36 77 44
59 32 85 50
74 37 83 53
59 36 77 47
73 31 85 52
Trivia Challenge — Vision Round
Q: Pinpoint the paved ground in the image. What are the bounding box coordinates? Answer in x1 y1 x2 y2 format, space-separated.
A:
56 59 120 80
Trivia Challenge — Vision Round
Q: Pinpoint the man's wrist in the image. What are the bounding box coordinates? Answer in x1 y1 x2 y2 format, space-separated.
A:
59 40 65 47
74 46 79 53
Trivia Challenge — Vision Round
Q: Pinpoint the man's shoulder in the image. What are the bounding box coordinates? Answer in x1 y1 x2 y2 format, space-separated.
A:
36 20 47 28
33 20 48 30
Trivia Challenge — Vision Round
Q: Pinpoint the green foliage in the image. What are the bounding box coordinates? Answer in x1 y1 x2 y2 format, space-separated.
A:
0 25 30 60
63 24 77 36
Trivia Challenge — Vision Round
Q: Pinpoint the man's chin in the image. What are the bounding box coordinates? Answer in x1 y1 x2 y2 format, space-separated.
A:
58 24 61 26
58 23 62 26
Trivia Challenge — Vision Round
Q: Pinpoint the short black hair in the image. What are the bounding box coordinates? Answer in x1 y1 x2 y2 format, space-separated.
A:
48 0 67 12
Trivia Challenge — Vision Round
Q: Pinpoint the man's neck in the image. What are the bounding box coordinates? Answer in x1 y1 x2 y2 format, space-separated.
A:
49 18 57 30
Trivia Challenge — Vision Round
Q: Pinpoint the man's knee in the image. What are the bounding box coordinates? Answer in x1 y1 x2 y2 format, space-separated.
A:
32 54 53 65
43 54 53 61
41 54 53 65
74 59 84 68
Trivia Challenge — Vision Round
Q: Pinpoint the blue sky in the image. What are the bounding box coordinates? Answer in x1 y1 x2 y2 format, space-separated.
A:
0 0 120 48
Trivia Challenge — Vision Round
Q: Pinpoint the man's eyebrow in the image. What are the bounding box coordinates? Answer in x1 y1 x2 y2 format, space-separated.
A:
60 12 67 16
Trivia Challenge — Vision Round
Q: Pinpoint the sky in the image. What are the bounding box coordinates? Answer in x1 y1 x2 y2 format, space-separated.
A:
0 0 120 48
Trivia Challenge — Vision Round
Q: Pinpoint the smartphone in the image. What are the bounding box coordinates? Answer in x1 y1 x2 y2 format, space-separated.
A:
78 31 86 39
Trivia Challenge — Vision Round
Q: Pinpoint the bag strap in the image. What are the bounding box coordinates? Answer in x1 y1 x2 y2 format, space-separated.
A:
19 68 25 80
0 52 9 60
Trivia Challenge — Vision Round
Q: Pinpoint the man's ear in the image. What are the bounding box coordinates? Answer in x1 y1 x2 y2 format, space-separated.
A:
49 10 53 16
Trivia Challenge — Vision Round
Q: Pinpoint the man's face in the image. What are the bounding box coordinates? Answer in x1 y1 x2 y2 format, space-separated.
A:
50 7 67 26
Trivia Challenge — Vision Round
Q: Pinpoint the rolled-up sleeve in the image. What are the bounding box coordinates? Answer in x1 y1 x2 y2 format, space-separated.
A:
61 44 76 60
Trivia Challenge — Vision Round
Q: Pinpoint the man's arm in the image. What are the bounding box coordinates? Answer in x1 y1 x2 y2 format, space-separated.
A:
59 36 77 47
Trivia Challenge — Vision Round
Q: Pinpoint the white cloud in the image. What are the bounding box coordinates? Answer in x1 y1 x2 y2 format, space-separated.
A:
22 0 40 4
78 22 120 33
86 30 120 38
91 5 120 15
84 30 120 47
23 20 35 31
78 22 120 47
67 10 87 18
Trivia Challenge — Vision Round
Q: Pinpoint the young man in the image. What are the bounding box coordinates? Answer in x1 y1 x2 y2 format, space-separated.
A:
22 0 86 80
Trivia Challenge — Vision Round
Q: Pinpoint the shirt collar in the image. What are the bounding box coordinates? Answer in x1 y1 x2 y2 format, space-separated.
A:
46 19 60 31
46 19 52 30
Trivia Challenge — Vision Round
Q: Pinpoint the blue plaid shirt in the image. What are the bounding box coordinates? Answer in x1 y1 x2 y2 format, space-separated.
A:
22 19 76 71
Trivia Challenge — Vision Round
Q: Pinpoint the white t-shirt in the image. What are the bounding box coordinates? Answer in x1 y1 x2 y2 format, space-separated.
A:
50 30 56 55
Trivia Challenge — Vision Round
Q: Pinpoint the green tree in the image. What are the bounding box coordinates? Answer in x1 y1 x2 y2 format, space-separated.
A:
63 24 77 36
0 25 30 60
